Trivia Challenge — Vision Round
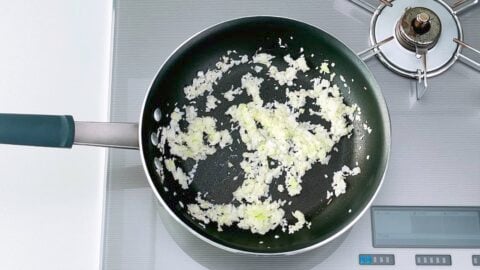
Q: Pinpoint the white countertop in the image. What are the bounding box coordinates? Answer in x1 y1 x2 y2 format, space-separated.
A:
0 1 112 269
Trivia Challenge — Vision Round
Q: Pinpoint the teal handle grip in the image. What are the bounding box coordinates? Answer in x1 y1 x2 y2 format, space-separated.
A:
0 113 75 148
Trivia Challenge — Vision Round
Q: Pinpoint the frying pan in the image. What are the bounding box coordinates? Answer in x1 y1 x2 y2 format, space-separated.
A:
0 16 390 254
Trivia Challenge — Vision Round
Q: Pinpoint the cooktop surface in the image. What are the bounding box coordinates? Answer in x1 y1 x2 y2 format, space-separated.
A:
102 0 480 269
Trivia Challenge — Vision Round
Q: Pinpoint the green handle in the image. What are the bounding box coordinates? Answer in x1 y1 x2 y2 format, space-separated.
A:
0 113 75 148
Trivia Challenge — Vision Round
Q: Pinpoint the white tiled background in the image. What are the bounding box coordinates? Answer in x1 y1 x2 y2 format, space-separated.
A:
0 1 112 269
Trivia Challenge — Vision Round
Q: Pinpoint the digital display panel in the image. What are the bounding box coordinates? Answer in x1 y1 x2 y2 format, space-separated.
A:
371 206 480 248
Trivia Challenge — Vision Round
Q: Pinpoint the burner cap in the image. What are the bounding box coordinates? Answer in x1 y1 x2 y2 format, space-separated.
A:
396 7 442 51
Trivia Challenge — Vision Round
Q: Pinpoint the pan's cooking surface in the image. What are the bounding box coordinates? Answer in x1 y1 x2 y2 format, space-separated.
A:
140 17 389 253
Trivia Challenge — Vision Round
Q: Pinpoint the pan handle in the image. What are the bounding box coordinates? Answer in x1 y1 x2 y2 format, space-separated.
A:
0 113 75 148
0 113 139 149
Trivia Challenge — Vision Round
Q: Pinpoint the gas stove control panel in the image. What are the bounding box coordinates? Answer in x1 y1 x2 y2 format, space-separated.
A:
357 206 480 267
359 254 480 266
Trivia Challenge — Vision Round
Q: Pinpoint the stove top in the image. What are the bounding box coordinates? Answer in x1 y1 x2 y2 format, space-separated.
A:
102 0 480 269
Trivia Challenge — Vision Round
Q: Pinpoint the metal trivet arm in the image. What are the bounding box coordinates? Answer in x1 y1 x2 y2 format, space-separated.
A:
454 38 480 70
357 36 394 61
452 0 478 15
350 0 392 13
416 51 429 99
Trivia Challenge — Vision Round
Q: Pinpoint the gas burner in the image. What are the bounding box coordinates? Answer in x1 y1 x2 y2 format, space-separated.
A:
371 0 460 79
351 0 480 99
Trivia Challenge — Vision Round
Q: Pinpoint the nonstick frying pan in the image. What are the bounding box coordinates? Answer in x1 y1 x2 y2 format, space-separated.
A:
0 16 390 255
